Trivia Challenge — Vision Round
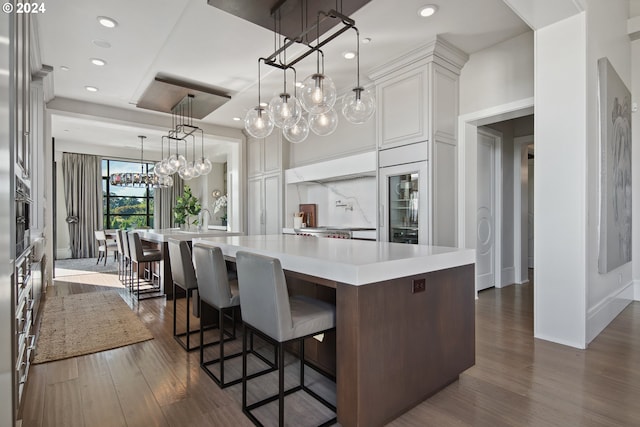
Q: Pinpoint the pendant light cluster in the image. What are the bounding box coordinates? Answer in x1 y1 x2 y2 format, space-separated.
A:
109 135 171 188
244 6 375 144
154 94 213 184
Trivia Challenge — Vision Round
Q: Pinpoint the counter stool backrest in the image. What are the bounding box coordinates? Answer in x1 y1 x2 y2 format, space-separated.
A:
127 232 144 262
120 231 130 258
114 229 124 256
168 239 198 291
235 251 293 342
193 244 235 309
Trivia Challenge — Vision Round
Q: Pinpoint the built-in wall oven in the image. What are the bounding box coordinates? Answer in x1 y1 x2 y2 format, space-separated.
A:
15 176 31 257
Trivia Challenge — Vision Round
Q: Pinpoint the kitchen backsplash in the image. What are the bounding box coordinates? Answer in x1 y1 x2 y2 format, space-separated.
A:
286 176 377 228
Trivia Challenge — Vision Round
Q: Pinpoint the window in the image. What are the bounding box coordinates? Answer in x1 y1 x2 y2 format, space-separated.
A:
102 159 155 229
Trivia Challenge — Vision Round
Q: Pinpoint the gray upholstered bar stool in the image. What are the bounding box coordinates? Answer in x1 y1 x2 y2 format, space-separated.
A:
192 243 242 386
119 230 133 291
236 251 337 427
127 231 162 300
114 229 127 284
168 239 208 351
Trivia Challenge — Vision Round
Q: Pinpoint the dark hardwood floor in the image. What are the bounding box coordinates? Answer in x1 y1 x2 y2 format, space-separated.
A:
18 270 640 426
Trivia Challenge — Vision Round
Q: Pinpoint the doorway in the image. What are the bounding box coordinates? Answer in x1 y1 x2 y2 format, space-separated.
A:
457 98 534 296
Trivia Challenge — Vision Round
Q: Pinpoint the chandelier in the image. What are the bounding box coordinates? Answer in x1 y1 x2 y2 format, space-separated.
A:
109 135 171 188
154 94 213 182
244 4 375 143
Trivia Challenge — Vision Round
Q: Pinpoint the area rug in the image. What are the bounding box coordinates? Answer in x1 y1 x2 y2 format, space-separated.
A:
32 291 153 364
55 257 119 277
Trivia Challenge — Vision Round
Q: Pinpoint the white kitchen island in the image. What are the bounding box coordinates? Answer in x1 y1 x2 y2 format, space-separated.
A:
193 234 475 427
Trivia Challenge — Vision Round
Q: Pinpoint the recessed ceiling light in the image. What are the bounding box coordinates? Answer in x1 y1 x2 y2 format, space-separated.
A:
60 65 70 71
90 58 106 66
92 39 111 49
342 51 356 60
97 16 118 28
295 81 303 88
418 4 439 17
259 102 268 107
85 86 99 92
361 37 372 44
232 117 241 121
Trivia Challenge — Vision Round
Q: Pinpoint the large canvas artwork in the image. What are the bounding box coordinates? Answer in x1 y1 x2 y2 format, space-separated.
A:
598 57 632 273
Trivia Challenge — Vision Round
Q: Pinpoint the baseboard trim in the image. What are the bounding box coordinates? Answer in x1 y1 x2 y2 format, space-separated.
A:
587 280 634 344
56 247 72 259
500 267 515 288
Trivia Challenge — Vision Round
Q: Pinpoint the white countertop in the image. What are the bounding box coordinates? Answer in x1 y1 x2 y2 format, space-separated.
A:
135 228 243 243
193 234 475 286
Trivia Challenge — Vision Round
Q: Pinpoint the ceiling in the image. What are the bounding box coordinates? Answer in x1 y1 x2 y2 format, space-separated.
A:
36 0 531 154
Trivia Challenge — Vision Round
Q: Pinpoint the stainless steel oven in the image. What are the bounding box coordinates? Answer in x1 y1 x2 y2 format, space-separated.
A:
15 176 31 257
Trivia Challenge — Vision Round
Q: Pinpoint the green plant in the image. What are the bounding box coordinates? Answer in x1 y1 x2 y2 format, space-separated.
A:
174 185 201 226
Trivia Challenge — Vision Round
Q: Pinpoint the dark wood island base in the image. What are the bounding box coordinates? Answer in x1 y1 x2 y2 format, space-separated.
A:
336 264 475 427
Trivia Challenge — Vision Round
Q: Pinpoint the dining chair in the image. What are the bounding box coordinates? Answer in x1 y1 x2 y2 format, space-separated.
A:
94 230 117 265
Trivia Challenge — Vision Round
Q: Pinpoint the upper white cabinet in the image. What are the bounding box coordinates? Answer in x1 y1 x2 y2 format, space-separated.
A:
376 68 429 149
247 131 284 177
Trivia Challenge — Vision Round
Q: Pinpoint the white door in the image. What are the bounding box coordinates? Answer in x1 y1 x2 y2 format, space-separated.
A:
476 128 501 291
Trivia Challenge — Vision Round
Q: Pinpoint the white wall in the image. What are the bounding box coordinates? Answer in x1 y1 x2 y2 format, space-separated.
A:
288 109 376 168
458 31 534 258
459 31 534 116
585 0 634 343
534 13 588 348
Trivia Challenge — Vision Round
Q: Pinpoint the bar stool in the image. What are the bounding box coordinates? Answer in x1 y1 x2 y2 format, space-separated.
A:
120 230 133 292
127 232 162 300
236 251 337 427
114 229 126 284
168 239 208 351
192 243 242 385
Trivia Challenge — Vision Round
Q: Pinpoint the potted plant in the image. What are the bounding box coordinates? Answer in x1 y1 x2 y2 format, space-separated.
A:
174 185 201 230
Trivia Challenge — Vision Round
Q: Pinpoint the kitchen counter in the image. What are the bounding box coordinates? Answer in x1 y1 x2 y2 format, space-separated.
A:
135 228 242 243
195 234 473 285
193 234 475 427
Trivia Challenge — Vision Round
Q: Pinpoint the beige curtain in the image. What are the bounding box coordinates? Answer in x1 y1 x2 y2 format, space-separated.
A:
154 176 184 229
62 152 103 258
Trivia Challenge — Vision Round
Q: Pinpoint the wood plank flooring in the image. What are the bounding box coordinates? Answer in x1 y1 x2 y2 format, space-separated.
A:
19 270 640 426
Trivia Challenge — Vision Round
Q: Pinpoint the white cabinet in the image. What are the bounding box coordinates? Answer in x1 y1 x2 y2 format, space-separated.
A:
370 37 468 246
376 68 429 149
247 131 283 177
246 131 287 235
248 173 282 235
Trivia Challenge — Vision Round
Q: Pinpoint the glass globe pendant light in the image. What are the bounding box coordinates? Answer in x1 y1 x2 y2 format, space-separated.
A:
342 29 375 124
269 93 302 128
342 87 375 124
245 60 275 138
309 108 338 136
269 66 302 128
300 73 336 114
284 115 310 143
